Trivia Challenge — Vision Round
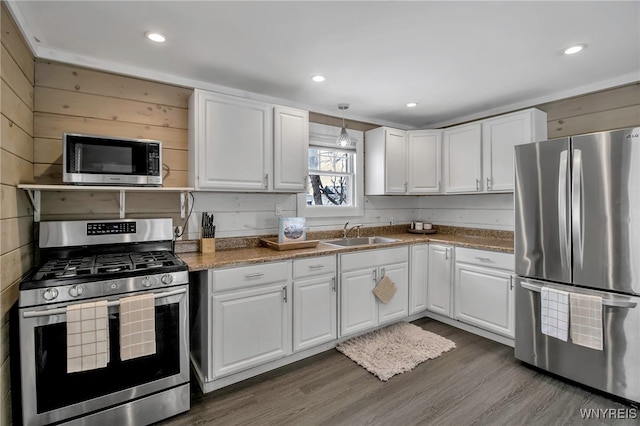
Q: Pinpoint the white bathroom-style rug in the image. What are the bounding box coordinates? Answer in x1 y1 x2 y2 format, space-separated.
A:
336 322 456 381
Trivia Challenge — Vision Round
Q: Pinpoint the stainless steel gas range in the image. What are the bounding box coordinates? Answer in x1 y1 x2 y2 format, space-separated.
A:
18 218 190 426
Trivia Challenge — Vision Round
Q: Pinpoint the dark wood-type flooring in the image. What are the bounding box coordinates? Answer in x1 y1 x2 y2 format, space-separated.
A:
160 318 637 426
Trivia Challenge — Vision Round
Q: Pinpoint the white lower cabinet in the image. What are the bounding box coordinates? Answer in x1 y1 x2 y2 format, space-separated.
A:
209 261 291 378
426 244 453 317
292 256 337 352
212 282 291 377
339 247 409 337
409 244 428 314
454 248 515 338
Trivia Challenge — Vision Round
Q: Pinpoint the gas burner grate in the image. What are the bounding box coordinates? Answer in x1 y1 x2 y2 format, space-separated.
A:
130 251 179 269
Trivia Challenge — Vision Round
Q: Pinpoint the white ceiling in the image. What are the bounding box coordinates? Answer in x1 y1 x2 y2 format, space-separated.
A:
7 1 640 128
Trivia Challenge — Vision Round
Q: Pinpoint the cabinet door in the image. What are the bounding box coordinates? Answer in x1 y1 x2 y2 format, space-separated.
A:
454 263 514 338
293 275 337 352
408 130 441 193
197 92 271 191
273 106 309 192
385 128 407 193
443 123 482 193
427 245 453 317
377 262 409 325
482 111 532 192
340 268 377 337
212 283 290 377
409 244 428 314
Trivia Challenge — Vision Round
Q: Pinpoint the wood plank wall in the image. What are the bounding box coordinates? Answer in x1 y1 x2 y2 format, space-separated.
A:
0 3 34 425
33 60 192 223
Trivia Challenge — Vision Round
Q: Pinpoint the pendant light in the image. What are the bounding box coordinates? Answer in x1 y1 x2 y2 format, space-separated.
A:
336 103 354 147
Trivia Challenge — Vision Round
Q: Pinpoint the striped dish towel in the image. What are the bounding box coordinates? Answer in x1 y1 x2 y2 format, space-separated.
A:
120 293 156 361
569 293 603 351
67 300 109 373
541 287 569 342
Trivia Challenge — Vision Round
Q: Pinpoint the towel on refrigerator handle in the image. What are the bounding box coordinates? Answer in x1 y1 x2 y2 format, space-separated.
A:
67 300 110 373
569 293 603 351
120 293 157 361
541 287 569 342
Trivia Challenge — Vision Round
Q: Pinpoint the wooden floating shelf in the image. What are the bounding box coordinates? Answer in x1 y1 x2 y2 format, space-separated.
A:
18 184 194 222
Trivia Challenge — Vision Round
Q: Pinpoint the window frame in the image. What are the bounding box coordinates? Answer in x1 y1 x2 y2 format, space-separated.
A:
297 123 364 218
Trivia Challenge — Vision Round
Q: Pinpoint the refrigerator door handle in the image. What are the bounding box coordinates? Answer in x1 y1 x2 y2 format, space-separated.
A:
572 149 584 268
519 281 637 308
558 150 570 271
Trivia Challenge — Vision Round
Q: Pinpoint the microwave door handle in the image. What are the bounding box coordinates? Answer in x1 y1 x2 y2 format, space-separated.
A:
558 150 570 272
572 149 584 269
519 282 637 309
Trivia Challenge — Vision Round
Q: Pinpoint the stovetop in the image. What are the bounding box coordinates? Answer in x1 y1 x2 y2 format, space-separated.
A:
33 251 184 281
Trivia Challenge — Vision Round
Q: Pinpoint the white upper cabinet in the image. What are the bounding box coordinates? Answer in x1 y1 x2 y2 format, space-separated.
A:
273 106 309 191
365 127 441 195
443 122 482 193
189 89 308 192
408 130 442 193
444 108 547 194
482 108 547 192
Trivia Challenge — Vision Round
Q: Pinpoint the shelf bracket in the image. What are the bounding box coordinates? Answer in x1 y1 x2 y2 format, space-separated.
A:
119 190 126 219
25 189 41 222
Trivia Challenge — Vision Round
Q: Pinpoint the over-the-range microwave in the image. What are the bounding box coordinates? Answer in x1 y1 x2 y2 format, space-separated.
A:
63 133 162 186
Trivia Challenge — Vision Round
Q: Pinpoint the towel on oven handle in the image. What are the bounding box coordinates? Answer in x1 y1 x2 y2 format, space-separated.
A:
67 300 110 373
120 293 156 360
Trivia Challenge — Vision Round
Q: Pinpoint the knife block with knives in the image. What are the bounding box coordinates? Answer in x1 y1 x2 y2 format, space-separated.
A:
201 212 216 254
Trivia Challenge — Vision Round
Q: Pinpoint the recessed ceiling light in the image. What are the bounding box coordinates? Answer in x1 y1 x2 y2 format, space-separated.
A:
406 102 418 108
311 75 326 83
146 32 167 43
563 44 586 55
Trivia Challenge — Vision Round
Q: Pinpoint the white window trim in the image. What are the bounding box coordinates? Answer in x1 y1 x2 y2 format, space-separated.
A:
297 123 364 218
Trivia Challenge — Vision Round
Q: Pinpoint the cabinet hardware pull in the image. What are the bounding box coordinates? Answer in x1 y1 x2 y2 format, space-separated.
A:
486 177 491 190
244 272 264 279
404 182 408 192
475 178 480 191
283 286 287 302
509 275 513 290
332 277 336 292
475 257 492 262
438 181 441 192
309 264 325 269
445 248 449 260
381 267 386 277
373 269 377 283
264 174 269 189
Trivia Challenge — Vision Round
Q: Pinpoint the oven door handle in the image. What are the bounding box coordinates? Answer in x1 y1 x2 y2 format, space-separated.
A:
520 282 637 308
22 288 187 318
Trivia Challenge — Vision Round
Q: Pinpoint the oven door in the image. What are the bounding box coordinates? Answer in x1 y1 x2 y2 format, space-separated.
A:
19 287 189 426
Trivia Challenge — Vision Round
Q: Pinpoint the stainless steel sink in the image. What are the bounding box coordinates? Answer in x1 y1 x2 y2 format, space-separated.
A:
323 236 400 247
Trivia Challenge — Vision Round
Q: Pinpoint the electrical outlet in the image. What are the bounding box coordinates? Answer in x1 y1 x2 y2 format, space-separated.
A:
275 203 282 216
174 226 183 240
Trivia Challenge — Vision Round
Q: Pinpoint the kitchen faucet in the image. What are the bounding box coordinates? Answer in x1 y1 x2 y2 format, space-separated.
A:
343 222 363 238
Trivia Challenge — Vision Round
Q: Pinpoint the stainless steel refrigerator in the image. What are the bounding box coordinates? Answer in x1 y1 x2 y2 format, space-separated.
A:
514 127 640 403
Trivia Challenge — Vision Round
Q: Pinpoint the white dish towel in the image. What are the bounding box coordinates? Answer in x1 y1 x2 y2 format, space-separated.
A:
120 293 156 361
67 300 110 373
541 287 569 341
569 293 603 351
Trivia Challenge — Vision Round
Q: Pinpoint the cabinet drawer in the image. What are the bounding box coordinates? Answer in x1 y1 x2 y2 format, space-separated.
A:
455 247 514 271
211 261 290 292
340 247 408 272
293 255 336 279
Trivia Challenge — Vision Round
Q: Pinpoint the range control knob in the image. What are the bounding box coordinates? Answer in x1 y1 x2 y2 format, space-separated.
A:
68 285 84 297
43 288 59 301
161 274 174 285
141 276 152 288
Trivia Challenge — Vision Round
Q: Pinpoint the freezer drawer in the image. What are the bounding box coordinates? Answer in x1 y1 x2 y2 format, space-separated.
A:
515 277 640 403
